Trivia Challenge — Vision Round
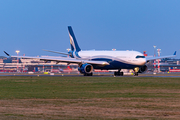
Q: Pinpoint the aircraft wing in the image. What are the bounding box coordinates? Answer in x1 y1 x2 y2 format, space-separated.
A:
146 51 176 61
42 49 70 56
10 55 110 65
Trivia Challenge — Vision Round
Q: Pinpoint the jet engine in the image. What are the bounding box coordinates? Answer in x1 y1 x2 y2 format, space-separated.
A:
78 63 93 74
138 65 148 73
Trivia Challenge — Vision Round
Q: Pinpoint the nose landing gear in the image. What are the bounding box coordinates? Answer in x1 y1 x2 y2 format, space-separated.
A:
134 67 139 76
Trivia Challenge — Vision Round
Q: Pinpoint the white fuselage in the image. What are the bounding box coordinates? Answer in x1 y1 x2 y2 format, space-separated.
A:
74 50 146 66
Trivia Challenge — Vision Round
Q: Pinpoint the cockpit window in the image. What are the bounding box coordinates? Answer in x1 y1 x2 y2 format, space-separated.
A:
136 55 145 58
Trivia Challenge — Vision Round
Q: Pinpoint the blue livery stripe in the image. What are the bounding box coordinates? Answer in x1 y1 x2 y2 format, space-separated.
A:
68 26 81 52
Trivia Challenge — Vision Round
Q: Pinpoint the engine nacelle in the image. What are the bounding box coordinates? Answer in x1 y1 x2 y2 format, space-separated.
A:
78 63 93 74
138 65 148 73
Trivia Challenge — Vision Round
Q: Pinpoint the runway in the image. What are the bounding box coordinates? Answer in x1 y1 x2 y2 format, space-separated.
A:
0 72 180 77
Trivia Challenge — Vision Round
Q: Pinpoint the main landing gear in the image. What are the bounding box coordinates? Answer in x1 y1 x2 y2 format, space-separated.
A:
114 69 124 76
84 72 93 76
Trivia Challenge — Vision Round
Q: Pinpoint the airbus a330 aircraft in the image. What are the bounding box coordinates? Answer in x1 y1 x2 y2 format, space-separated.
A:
4 26 176 76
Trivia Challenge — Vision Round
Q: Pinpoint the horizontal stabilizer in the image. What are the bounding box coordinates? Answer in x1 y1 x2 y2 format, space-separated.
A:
4 51 11 57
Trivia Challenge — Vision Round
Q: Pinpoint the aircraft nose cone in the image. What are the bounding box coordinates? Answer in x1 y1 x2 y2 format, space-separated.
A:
138 58 146 65
142 58 146 65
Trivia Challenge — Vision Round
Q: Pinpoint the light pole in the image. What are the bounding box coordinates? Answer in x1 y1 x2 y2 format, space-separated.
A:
66 48 71 74
153 46 156 72
43 61 45 73
157 49 161 73
16 50 20 72
153 46 156 57
67 48 71 58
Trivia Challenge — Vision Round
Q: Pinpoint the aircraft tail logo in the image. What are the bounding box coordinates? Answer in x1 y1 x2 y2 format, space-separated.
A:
68 26 81 52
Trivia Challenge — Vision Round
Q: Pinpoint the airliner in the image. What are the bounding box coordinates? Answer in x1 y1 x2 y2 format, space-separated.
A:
4 26 176 76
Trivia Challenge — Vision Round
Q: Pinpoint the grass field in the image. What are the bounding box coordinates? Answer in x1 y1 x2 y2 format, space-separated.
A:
0 76 180 119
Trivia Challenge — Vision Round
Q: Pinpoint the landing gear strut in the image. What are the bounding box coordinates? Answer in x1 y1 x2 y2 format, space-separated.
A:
114 69 123 76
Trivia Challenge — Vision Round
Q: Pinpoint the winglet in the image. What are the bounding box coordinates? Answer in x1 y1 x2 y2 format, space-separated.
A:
4 51 11 57
173 51 177 56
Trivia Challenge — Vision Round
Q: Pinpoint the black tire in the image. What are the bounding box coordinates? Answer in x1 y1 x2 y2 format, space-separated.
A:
84 73 93 76
88 73 93 76
120 72 123 76
114 72 123 76
114 72 117 76
134 72 138 76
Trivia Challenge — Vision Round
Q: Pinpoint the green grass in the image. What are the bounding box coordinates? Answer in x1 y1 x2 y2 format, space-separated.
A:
0 76 180 119
0 76 180 99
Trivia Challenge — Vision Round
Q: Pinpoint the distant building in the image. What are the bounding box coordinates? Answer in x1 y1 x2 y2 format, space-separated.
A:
0 59 3 63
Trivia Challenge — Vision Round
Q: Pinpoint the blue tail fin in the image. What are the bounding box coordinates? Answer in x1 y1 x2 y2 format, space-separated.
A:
68 26 81 52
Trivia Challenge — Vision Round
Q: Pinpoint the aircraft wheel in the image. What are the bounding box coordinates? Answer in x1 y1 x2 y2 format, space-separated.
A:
114 72 119 76
114 72 117 76
120 72 124 76
84 73 93 76
134 72 138 76
89 72 93 76
114 72 123 76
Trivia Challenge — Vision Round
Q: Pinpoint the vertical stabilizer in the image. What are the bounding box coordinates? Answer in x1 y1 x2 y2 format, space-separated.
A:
68 26 81 52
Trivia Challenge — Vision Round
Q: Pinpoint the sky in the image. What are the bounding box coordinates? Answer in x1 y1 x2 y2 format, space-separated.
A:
0 0 180 58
